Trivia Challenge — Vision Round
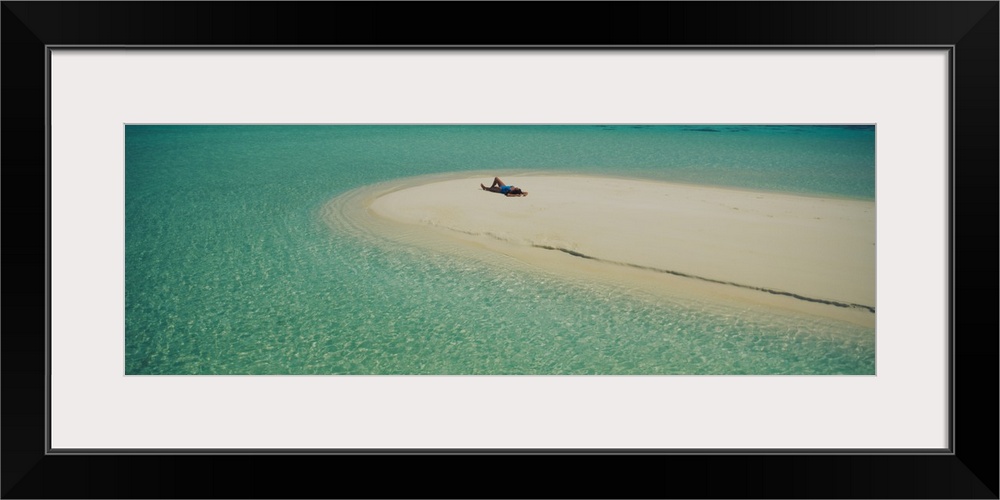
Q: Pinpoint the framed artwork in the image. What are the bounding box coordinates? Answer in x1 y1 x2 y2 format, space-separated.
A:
4 2 996 498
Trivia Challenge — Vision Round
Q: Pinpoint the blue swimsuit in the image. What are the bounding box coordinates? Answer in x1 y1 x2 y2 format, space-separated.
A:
500 185 513 194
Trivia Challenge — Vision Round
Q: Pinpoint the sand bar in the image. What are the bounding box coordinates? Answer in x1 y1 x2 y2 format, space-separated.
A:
349 174 875 325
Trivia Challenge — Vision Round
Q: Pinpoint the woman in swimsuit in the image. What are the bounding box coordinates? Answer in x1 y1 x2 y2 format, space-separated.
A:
481 177 528 197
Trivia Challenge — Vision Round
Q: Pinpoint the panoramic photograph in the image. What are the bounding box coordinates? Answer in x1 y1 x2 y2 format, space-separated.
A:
125 125 876 375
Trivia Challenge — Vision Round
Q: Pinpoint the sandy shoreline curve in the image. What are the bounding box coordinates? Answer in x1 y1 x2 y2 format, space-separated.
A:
332 173 876 327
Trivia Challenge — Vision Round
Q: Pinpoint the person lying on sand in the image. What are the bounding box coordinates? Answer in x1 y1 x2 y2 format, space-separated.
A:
481 177 528 197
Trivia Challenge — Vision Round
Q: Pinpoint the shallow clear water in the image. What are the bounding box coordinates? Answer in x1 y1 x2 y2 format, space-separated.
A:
125 125 876 375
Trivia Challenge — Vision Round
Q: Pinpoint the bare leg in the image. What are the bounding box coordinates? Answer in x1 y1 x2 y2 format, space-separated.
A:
490 177 506 189
481 183 501 193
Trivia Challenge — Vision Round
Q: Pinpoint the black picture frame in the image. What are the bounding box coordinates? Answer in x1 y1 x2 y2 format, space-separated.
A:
3 2 996 498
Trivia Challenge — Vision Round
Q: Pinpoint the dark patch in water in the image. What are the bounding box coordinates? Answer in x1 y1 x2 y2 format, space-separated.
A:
684 127 721 133
832 125 874 131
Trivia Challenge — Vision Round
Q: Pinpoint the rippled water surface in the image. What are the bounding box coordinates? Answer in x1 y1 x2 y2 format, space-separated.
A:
125 125 876 374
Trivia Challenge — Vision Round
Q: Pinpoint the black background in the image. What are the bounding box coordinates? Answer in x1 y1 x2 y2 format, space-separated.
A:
3 2 997 498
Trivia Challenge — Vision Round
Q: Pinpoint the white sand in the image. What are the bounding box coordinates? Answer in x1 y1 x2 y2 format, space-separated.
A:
360 174 876 326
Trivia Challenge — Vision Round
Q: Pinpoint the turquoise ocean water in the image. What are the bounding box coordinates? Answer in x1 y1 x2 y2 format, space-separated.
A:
125 125 876 375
